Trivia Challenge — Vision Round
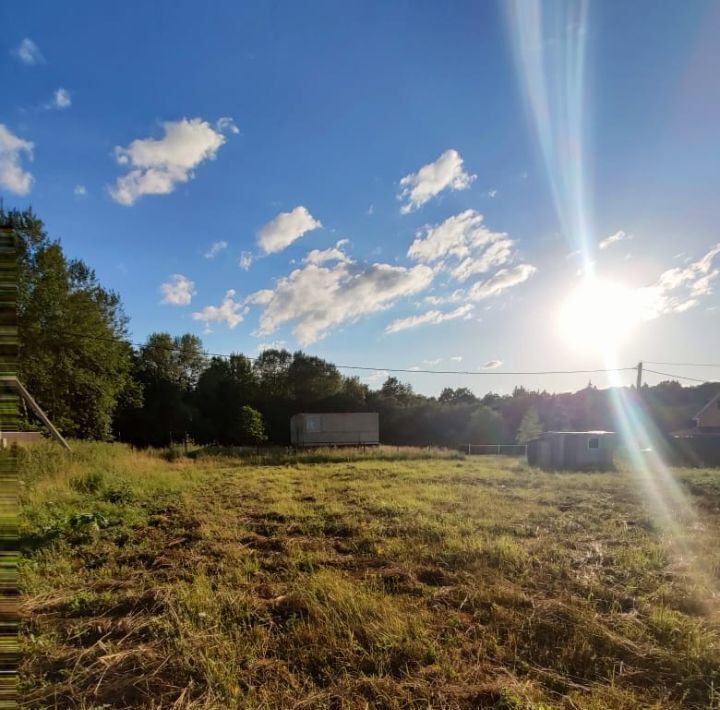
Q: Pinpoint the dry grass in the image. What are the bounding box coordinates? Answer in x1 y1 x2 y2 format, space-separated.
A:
18 442 720 709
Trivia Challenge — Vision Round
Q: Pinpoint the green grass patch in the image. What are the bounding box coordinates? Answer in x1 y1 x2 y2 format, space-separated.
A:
17 441 720 709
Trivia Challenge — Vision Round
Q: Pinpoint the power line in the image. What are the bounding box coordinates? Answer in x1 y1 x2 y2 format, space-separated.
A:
321 364 636 376
55 329 636 377
643 369 715 384
645 361 720 369
35 329 719 382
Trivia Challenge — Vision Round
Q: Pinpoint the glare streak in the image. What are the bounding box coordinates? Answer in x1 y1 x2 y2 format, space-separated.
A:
506 0 593 272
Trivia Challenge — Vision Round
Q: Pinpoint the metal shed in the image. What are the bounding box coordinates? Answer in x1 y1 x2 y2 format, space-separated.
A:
527 431 617 470
290 412 379 447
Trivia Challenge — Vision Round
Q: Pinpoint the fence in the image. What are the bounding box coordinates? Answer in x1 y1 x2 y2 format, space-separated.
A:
466 444 527 456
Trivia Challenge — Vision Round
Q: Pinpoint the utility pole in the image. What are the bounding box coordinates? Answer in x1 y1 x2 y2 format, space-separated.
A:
636 361 643 390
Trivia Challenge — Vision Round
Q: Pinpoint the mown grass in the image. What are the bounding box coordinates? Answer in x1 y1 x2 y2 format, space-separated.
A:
18 441 720 709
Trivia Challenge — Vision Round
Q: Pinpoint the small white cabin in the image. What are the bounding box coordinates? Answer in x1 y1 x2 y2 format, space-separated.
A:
290 412 379 447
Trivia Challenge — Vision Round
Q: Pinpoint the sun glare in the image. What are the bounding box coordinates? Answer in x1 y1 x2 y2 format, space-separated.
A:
558 277 642 355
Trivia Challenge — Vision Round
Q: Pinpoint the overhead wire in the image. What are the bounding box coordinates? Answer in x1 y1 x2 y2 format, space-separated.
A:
37 329 720 383
644 361 720 369
643 369 715 384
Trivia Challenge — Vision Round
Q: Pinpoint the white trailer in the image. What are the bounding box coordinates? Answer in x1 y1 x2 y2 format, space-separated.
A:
290 412 379 447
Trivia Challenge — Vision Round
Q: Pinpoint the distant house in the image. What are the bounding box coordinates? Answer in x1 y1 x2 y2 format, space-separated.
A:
693 392 720 432
290 412 379 447
670 392 720 466
527 431 617 470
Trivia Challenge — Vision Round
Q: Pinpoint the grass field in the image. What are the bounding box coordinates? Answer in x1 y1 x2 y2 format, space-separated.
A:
18 443 720 709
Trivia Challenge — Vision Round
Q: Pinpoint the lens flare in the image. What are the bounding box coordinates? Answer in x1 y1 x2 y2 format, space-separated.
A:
507 2 715 605
506 0 593 270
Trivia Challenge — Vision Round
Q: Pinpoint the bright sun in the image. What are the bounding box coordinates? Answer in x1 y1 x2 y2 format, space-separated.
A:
558 277 642 354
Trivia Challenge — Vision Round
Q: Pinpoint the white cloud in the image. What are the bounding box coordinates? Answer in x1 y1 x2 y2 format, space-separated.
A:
245 289 274 306
253 260 433 345
364 369 389 385
204 240 228 259
450 356 463 362
599 230 631 250
488 189 498 198
639 243 720 317
468 264 537 300
422 358 442 365
257 206 322 254
239 251 253 270
216 117 240 135
160 274 196 306
408 210 507 264
13 38 43 65
192 289 248 328
73 184 86 196
109 118 228 206
385 304 473 334
256 340 288 352
398 149 475 213
303 240 351 266
424 290 465 306
50 88 71 109
481 359 503 369
0 124 34 195
450 238 514 282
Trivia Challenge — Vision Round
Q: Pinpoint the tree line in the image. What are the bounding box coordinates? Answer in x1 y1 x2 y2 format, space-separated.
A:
5 207 719 448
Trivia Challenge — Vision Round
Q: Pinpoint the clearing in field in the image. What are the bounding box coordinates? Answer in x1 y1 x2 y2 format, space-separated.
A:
18 443 720 709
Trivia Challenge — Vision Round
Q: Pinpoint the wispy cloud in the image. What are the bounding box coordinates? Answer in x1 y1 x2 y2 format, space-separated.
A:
398 149 475 213
0 124 34 195
481 359 503 369
109 118 230 206
204 240 228 259
13 38 43 65
238 251 253 271
257 206 322 254
640 243 720 317
216 117 240 135
48 88 71 110
424 290 465 306
599 229 630 250
73 184 86 196
468 264 537 300
385 304 473 334
160 274 196 306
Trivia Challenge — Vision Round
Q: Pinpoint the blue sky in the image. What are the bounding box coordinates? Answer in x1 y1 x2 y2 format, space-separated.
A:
2 0 719 395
